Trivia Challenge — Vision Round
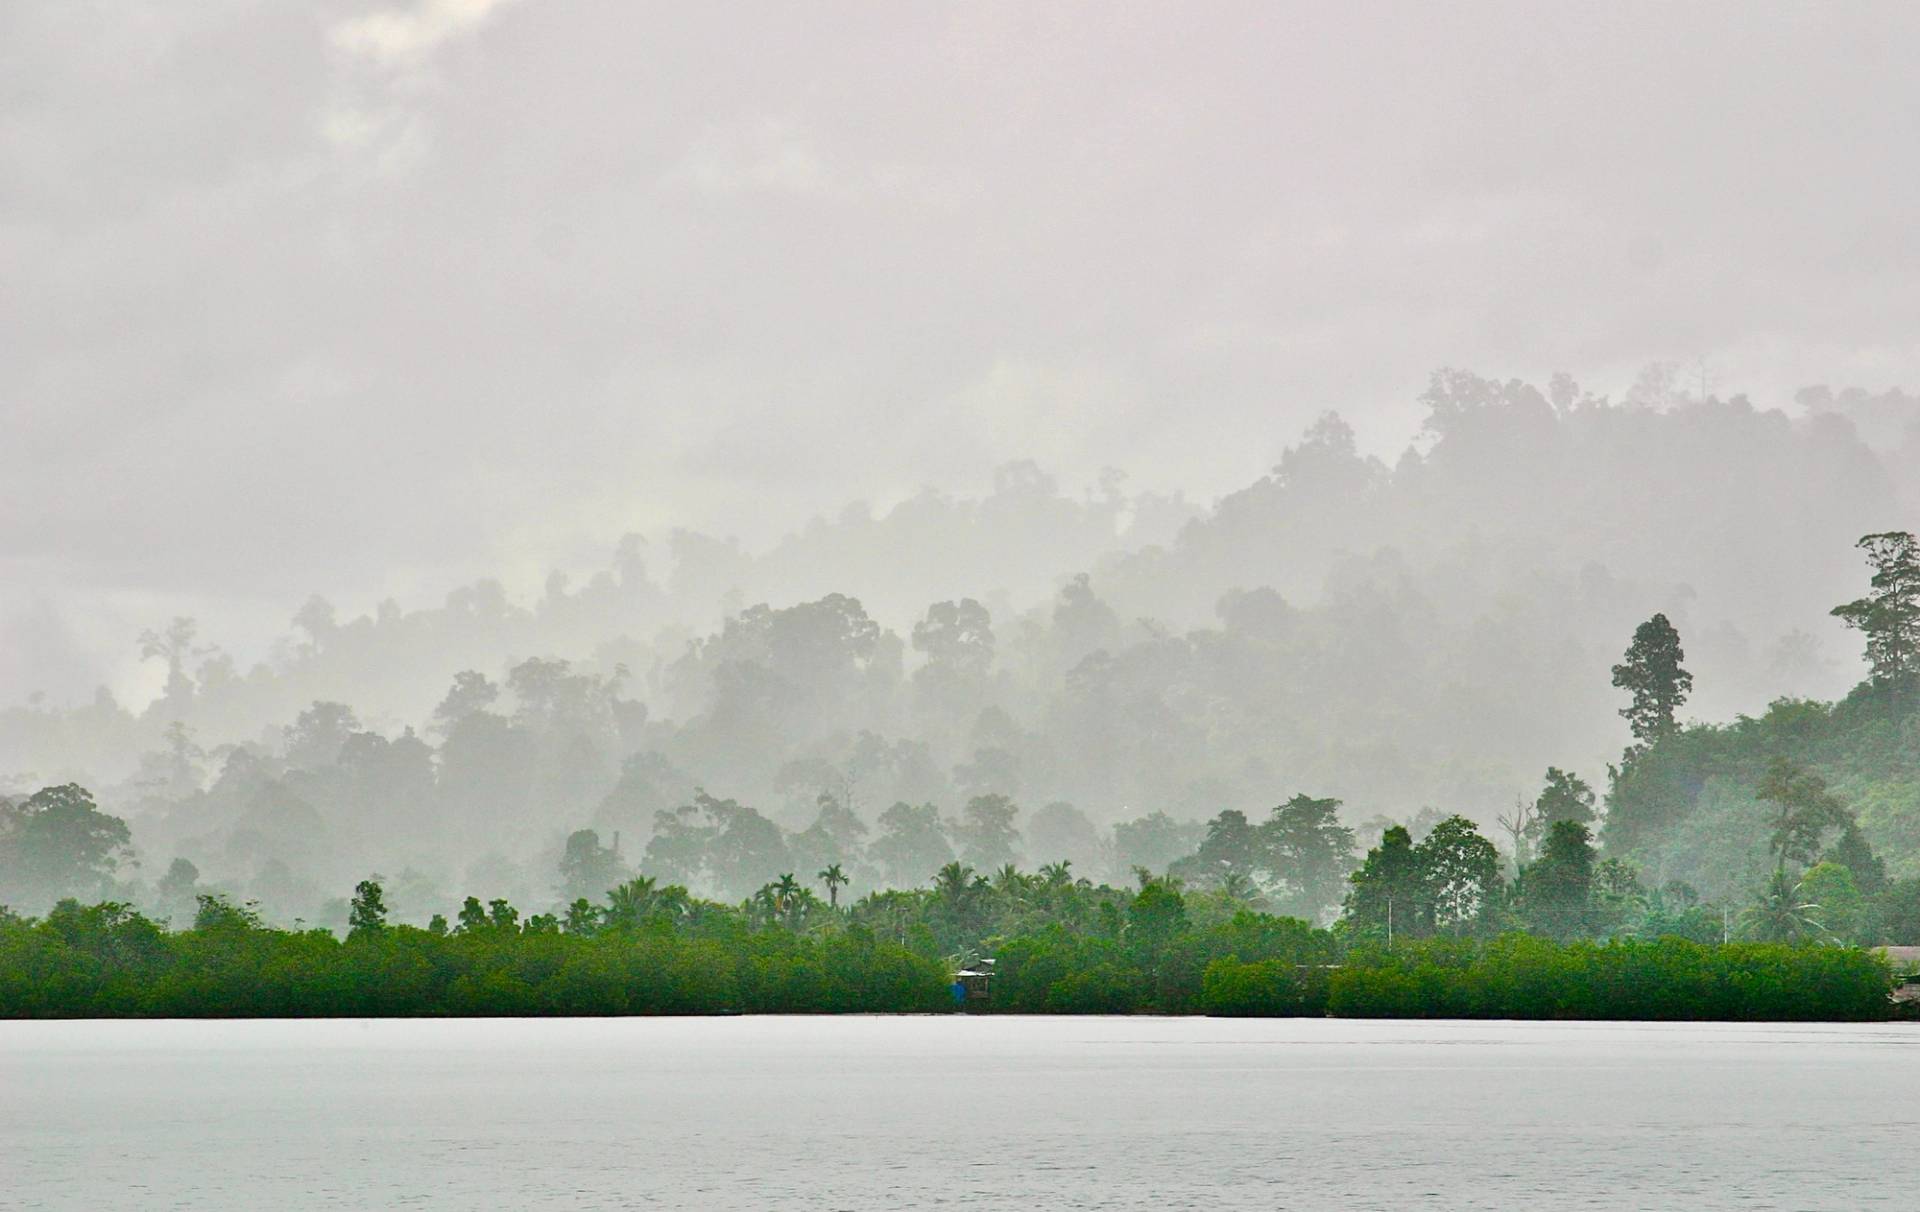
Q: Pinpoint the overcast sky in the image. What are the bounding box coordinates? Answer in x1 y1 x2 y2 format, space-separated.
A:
6 0 1920 699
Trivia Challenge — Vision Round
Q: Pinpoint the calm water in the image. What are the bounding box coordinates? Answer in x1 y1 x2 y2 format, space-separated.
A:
3 1016 1915 1210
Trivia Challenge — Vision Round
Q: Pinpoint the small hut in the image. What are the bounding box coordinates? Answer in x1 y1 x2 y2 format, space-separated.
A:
1879 946 1920 1004
951 958 995 1006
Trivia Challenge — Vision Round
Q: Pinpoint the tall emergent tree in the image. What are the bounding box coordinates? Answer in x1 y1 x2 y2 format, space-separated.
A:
1414 816 1503 936
1830 530 1920 690
0 784 134 910
1610 613 1693 750
1531 768 1596 837
1343 825 1428 943
1259 794 1357 923
347 878 388 939
1755 758 1851 871
1518 821 1596 941
557 828 628 905
1171 810 1259 888
818 862 848 909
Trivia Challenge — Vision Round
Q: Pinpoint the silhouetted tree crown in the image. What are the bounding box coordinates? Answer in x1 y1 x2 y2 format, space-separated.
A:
1831 531 1920 689
1611 613 1693 750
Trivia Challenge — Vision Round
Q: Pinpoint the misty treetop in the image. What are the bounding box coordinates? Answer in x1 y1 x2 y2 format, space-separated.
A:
1611 613 1692 752
6 580 1918 1021
0 536 1917 959
0 784 132 912
0 375 1916 958
8 375 1910 802
1598 537 1920 910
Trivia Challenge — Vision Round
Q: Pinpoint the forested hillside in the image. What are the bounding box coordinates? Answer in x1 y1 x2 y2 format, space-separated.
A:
1 371 1916 932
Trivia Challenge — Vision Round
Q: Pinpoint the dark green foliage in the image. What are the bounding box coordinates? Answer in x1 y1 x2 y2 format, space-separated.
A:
1518 821 1596 940
993 929 1140 1014
1326 935 1890 1022
817 862 849 908
1611 613 1693 750
0 882 1893 1021
346 878 388 939
1341 816 1504 941
0 897 950 1018
1756 758 1851 868
1199 959 1331 1017
1579 551 1920 933
1124 879 1188 953
603 877 691 930
1736 866 1831 944
1601 692 1918 903
1418 815 1504 935
1878 878 1920 943
1831 531 1920 690
1259 794 1358 922
987 899 1338 1015
1169 797 1358 926
1634 882 1724 944
1795 862 1868 944
1533 768 1596 834
1343 825 1428 940
1170 809 1259 887
1823 823 1888 897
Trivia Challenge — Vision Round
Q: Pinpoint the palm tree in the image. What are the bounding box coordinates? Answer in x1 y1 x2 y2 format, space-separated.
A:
604 876 658 929
1134 866 1185 893
749 884 781 929
1219 870 1261 909
653 884 691 922
991 863 1028 897
1038 861 1073 890
773 872 803 918
818 863 848 910
1737 866 1831 943
933 861 977 901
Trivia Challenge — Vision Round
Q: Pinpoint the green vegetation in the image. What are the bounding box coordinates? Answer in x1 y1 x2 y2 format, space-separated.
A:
1584 535 1920 945
4 528 1919 1020
9 375 1918 935
0 897 952 1018
1830 532 1920 691
0 877 1889 1019
1325 936 1889 1021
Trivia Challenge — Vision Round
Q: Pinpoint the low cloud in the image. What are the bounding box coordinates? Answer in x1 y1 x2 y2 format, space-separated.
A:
330 0 523 69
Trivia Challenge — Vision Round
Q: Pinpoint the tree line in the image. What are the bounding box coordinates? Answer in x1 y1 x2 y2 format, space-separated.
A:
0 878 1891 1021
3 528 1918 1019
7 372 1915 931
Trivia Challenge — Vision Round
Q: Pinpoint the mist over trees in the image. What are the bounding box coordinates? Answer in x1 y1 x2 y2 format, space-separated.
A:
1 369 1916 931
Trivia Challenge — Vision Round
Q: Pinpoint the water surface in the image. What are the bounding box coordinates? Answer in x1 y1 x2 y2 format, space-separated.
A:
3 1017 1913 1210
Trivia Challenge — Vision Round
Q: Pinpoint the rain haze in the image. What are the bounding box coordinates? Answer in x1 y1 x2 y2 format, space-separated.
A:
10 8 1920 1210
3 0 1920 941
8 2 1919 694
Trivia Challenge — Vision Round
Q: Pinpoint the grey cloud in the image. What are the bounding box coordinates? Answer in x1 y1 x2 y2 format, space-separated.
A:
4 1 1920 697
